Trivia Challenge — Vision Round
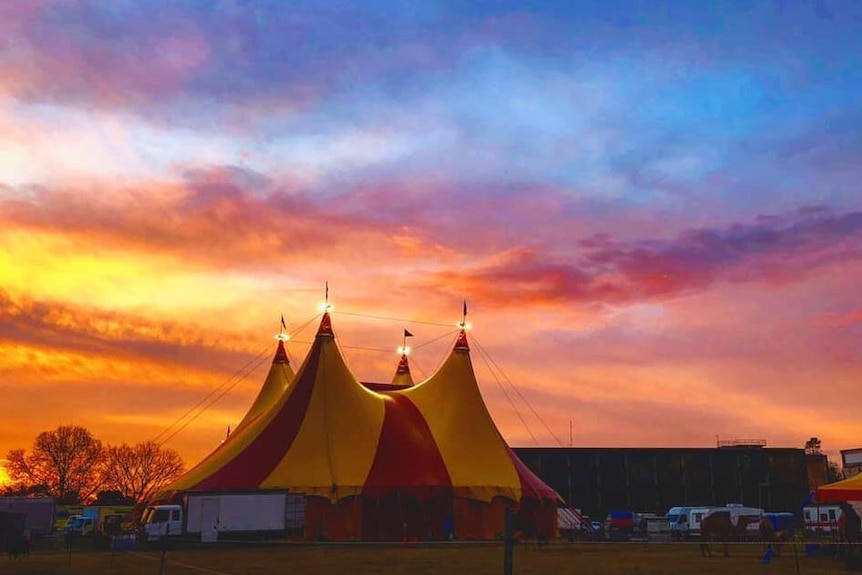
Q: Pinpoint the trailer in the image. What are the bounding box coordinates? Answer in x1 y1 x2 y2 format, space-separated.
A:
141 490 305 542
0 497 55 536
803 504 843 536
604 510 636 541
557 507 584 540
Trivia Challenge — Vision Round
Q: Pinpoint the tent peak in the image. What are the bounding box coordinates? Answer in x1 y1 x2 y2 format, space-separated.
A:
395 354 411 376
454 330 470 352
390 353 414 387
273 340 290 365
317 312 334 338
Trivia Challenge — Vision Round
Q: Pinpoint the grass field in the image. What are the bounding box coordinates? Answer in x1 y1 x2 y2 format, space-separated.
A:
4 538 853 575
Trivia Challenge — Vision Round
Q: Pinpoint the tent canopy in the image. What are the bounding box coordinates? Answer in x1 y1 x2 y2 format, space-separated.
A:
159 312 561 507
816 473 862 502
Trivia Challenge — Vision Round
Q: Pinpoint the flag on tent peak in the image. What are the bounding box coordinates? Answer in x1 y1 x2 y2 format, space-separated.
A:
404 329 413 338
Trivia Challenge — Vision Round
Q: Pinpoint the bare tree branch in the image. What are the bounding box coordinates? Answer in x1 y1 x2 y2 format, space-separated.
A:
5 425 105 503
102 442 185 502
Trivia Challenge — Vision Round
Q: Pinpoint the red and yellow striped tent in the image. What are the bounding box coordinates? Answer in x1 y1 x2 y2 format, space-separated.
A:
817 473 862 502
159 312 560 540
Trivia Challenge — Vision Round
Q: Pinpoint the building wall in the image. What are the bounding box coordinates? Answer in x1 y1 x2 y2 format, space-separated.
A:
806 453 829 490
513 447 811 519
841 448 862 478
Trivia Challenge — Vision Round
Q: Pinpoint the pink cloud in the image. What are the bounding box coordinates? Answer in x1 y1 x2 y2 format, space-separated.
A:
813 309 862 329
0 3 210 105
0 169 410 271
427 207 862 307
4 174 862 316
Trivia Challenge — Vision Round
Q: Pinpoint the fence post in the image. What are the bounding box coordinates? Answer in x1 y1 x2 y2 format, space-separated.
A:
158 523 169 575
503 507 515 575
792 536 801 575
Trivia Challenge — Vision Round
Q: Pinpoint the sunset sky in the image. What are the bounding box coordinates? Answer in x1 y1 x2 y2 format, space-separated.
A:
2 0 861 481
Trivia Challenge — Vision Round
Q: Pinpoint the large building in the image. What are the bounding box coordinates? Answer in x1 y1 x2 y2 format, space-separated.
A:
514 443 811 518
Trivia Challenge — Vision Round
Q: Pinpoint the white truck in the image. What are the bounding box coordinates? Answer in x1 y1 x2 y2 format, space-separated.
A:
141 491 305 542
0 497 56 536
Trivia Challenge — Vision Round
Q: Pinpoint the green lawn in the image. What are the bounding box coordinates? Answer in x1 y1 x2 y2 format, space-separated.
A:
5 539 852 575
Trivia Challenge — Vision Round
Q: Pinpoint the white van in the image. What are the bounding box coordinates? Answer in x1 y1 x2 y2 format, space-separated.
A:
667 506 712 539
64 515 96 537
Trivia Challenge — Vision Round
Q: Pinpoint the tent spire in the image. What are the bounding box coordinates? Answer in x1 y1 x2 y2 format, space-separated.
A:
273 314 290 364
392 329 415 386
395 354 411 376
317 311 334 338
455 300 470 351
273 340 290 364
454 329 470 352
391 348 414 386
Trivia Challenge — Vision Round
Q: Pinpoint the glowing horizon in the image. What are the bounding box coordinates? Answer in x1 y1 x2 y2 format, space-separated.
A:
1 1 860 474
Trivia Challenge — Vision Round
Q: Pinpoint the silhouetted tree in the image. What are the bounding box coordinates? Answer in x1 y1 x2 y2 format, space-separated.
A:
805 437 823 455
0 483 51 498
92 489 136 506
5 425 105 503
102 441 185 502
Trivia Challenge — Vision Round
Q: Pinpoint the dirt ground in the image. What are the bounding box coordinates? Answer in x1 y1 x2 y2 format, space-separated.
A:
4 538 854 575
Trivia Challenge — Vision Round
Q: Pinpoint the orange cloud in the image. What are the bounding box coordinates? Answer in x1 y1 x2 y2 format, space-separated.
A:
2 174 861 470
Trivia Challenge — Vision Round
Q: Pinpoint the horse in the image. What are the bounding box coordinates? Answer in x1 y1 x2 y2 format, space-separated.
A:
757 517 790 557
699 511 762 557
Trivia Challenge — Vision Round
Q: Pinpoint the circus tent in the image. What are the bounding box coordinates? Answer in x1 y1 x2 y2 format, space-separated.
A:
157 312 561 540
816 472 862 502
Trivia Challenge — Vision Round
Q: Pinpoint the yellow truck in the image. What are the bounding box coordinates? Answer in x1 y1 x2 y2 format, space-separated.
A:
65 505 134 537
